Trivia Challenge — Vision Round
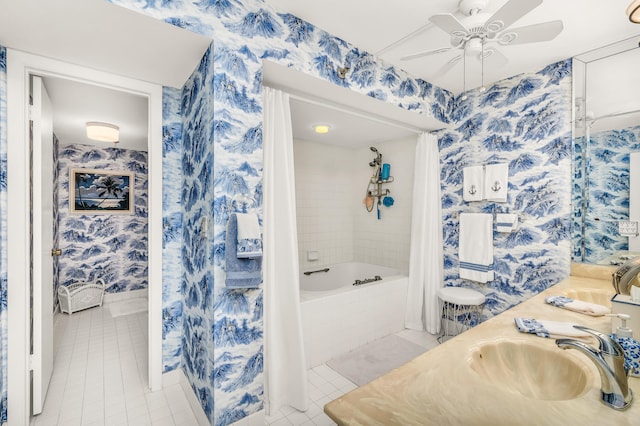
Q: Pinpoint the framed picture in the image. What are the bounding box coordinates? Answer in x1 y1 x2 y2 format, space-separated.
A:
70 168 134 214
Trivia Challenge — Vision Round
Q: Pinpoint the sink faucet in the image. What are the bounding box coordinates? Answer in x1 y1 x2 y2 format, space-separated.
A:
556 326 632 410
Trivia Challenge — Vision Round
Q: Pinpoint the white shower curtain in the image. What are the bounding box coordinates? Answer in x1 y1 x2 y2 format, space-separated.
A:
405 132 444 334
262 87 309 414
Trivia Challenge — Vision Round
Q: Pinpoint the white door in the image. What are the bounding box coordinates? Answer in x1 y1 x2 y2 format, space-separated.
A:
31 75 55 415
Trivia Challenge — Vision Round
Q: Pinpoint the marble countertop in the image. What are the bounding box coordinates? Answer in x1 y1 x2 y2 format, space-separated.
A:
324 264 640 425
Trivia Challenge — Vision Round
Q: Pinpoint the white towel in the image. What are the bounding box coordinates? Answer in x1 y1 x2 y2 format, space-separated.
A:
463 166 484 202
235 213 262 258
545 296 610 316
459 213 493 283
484 163 508 202
514 318 592 340
495 213 518 233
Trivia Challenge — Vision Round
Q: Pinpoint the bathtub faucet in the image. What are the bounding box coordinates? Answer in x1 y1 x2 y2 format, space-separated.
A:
353 275 382 286
556 326 632 410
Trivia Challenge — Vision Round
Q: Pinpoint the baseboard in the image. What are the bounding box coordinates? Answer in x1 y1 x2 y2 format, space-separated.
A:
103 288 148 305
176 369 210 426
230 409 265 426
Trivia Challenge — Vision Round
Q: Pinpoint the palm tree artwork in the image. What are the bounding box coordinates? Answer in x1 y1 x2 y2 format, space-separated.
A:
72 169 133 213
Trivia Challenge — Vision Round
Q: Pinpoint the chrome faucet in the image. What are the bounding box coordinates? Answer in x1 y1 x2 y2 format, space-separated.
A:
556 326 633 410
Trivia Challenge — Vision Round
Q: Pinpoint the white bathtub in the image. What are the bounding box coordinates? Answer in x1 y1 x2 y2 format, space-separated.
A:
300 262 409 368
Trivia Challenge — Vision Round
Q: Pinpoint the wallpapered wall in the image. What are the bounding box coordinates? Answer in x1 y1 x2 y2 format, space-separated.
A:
439 60 573 318
161 86 184 373
56 143 148 294
107 0 576 424
107 0 454 424
572 126 640 263
0 45 8 424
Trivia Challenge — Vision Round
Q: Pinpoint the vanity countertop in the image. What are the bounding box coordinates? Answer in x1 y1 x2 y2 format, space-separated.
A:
324 265 640 425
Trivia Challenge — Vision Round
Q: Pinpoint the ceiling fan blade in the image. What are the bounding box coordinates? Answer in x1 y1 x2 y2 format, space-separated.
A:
497 20 563 46
429 13 469 37
484 0 543 34
483 48 509 68
431 54 463 80
401 47 453 61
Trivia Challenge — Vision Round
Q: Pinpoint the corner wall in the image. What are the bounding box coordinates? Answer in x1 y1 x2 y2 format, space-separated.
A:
439 60 573 318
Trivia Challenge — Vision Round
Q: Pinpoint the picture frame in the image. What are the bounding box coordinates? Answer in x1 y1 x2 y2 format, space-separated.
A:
70 168 134 214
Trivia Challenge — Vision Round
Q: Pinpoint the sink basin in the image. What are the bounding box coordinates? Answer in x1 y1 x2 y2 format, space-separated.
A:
468 340 591 400
562 288 612 308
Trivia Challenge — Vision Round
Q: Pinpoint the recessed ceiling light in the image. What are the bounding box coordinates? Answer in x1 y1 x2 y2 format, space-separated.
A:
313 124 331 134
86 121 119 143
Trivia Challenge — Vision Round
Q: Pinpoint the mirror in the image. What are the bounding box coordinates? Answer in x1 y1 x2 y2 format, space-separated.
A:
572 36 640 265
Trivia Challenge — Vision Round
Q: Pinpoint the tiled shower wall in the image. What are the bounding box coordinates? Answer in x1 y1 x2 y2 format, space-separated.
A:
294 137 416 274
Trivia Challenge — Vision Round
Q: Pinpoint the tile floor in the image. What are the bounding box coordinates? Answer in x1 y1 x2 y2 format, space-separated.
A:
30 304 199 426
265 329 440 426
31 304 439 426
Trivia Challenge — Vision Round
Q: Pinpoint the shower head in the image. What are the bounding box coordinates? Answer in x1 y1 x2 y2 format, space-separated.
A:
370 147 378 153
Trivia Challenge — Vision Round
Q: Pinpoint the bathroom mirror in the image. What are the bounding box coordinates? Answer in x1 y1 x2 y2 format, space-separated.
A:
572 36 640 264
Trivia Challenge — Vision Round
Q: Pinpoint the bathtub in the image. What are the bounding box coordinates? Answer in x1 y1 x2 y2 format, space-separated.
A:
299 262 409 368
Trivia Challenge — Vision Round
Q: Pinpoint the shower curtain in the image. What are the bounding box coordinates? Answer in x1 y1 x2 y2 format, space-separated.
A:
405 132 444 334
262 87 309 414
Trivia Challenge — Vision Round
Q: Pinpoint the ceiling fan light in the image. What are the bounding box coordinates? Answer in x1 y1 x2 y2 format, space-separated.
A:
86 121 119 143
628 0 640 23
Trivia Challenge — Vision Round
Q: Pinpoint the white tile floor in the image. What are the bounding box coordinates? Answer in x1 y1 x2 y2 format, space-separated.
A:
30 305 199 426
265 329 440 426
31 304 439 426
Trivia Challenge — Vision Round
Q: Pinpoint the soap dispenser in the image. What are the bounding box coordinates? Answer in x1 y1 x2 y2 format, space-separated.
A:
615 313 633 338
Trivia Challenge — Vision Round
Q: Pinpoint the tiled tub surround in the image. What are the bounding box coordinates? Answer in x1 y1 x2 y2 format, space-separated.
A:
300 262 408 369
325 267 640 424
294 138 416 275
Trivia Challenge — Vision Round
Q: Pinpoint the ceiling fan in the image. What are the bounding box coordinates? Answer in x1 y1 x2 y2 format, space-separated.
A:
400 0 563 87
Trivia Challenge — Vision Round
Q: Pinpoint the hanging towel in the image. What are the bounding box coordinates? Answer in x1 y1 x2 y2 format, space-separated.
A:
545 296 610 317
484 164 508 202
463 166 484 202
225 214 262 289
235 213 262 258
514 318 592 340
495 213 518 233
459 213 494 283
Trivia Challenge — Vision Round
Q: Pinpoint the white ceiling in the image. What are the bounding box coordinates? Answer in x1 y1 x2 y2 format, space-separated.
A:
2 0 640 151
0 0 212 152
268 0 640 94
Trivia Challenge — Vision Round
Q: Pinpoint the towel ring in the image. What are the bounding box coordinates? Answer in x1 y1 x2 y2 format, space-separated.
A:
468 185 477 195
491 181 501 192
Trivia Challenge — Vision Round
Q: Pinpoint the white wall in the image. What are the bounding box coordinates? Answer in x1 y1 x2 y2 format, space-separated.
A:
294 137 416 274
353 138 416 274
294 140 356 270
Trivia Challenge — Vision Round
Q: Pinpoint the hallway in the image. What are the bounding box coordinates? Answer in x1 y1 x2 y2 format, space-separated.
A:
30 305 198 426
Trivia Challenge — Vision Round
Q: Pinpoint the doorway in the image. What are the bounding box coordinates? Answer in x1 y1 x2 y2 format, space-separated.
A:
7 50 163 424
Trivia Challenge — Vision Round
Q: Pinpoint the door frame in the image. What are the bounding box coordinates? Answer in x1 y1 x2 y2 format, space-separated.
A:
7 50 163 424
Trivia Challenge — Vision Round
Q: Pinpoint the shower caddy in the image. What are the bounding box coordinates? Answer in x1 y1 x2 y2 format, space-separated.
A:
365 147 393 219
58 278 106 314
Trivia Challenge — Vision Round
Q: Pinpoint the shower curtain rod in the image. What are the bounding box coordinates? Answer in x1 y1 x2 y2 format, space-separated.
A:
266 85 430 135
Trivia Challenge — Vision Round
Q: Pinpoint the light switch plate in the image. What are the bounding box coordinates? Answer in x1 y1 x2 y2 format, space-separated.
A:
619 220 639 236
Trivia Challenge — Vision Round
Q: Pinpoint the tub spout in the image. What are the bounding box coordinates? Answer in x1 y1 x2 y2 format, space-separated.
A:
556 326 632 410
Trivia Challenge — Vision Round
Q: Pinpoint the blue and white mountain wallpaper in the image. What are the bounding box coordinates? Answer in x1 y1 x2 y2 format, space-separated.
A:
0 2 578 425
0 45 8 424
104 0 576 424
438 60 573 319
573 125 640 263
162 86 184 373
56 144 148 295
